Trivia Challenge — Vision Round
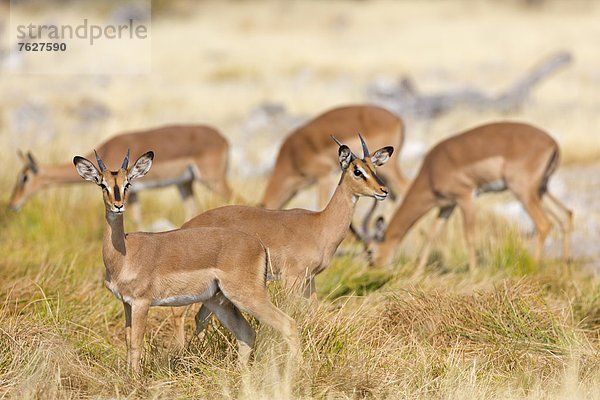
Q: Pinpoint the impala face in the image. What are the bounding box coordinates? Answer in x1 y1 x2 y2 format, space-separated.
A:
364 216 390 267
73 150 153 214
334 134 393 201
9 151 40 211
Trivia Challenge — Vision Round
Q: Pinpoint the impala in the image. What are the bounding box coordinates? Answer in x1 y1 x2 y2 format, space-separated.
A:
362 122 572 273
261 104 408 210
73 150 299 372
170 134 393 348
11 124 233 227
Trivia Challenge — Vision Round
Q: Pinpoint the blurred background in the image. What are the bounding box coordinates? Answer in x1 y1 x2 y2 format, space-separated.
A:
1 2 600 397
2 0 599 265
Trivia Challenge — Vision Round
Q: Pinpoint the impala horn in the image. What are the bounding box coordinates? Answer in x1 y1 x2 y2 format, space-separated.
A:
331 135 357 159
94 149 107 172
330 135 344 147
358 132 370 159
121 148 130 170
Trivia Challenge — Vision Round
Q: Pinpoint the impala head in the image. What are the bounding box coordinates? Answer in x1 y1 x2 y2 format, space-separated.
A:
73 149 153 214
9 150 42 211
363 215 394 267
333 133 393 201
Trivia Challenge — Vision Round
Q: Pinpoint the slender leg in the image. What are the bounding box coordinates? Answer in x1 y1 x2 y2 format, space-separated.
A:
123 302 132 367
302 276 316 300
518 190 553 262
203 293 256 368
542 193 573 261
194 304 213 336
170 306 188 350
415 206 454 276
317 174 333 210
221 284 300 362
128 192 143 230
129 300 150 374
177 181 198 221
457 196 477 271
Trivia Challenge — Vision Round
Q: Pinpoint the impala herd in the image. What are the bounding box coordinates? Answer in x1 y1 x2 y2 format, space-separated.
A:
8 104 572 374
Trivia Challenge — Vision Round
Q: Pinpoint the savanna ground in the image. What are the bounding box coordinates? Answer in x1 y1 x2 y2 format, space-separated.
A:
1 1 600 398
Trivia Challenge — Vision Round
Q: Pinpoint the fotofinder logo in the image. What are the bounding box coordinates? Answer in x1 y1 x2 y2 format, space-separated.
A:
9 1 151 74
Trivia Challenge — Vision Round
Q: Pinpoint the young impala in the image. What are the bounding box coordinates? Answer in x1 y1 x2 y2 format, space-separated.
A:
169 135 392 348
362 122 572 274
73 150 299 373
261 104 408 210
11 124 234 227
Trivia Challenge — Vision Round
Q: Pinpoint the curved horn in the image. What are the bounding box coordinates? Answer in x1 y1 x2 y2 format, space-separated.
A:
94 149 107 172
358 132 370 159
121 148 130 170
330 135 344 147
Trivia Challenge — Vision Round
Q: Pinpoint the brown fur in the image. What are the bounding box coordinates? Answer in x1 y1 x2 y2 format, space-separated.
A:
261 104 407 209
172 137 393 347
73 151 299 373
366 122 573 273
10 125 233 226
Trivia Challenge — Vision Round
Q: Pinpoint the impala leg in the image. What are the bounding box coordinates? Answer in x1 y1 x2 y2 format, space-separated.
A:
223 286 300 362
128 192 143 230
302 276 317 301
177 181 198 221
519 191 553 262
129 300 150 374
123 302 132 367
317 174 333 210
203 293 256 368
170 306 188 350
194 304 213 336
415 206 454 276
457 196 477 271
542 193 573 261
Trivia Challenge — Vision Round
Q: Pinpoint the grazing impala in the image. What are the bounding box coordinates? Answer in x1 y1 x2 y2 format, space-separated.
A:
170 135 393 348
261 104 408 210
362 122 572 273
73 150 299 373
10 125 233 227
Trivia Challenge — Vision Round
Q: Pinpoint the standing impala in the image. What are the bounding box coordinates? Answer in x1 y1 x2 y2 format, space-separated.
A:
170 135 392 348
73 150 299 373
363 122 572 273
261 104 408 210
10 124 233 227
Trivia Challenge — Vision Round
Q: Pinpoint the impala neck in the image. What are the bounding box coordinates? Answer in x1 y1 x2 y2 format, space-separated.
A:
383 174 435 245
317 172 357 241
103 211 127 277
39 163 81 186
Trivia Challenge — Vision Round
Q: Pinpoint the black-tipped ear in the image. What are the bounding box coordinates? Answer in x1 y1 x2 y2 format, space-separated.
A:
128 151 154 181
374 216 386 242
73 156 101 184
338 145 356 170
371 146 394 167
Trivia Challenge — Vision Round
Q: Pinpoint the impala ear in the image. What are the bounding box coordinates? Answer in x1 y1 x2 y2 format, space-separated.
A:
374 216 386 242
338 145 356 170
73 156 101 184
371 146 394 167
128 151 154 181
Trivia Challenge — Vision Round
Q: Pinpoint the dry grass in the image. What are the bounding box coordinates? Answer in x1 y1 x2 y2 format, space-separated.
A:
1 0 600 398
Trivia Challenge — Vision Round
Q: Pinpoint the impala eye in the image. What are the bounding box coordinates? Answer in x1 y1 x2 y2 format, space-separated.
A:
21 174 28 184
124 182 131 190
353 168 362 177
100 182 109 191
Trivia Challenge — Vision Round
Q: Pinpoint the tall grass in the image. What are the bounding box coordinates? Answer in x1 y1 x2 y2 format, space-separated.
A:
0 186 599 399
